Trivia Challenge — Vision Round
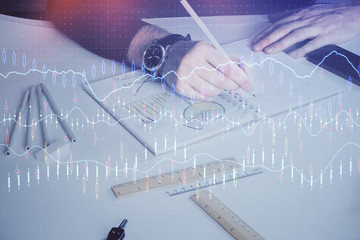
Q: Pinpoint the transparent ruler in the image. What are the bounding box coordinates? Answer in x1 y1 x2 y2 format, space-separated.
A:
190 191 265 240
112 158 262 199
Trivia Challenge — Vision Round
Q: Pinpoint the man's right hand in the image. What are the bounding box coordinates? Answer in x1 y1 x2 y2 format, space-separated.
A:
163 41 252 101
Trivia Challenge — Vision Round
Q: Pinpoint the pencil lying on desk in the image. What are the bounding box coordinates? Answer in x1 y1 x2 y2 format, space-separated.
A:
5 89 30 156
40 83 76 143
25 86 35 150
36 84 50 147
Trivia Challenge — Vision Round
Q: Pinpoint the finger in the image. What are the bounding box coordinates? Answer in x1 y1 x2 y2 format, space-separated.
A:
207 61 240 90
234 62 258 94
288 35 330 58
253 4 341 50
230 56 249 75
176 82 208 101
174 42 238 91
253 19 310 52
254 3 335 44
298 4 342 19
252 14 302 46
195 63 229 92
227 59 252 92
228 56 253 92
188 74 223 98
204 65 239 91
252 7 321 46
206 48 248 90
204 48 241 89
199 76 223 98
223 62 250 90
263 26 321 54
252 24 279 48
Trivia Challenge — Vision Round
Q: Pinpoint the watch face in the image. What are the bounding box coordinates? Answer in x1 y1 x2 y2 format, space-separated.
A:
143 44 165 71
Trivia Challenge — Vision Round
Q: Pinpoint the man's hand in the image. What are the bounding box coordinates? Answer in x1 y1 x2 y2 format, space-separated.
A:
128 25 251 101
163 41 251 101
252 1 360 58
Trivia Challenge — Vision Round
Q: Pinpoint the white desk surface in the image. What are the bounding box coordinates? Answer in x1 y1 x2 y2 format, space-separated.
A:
0 14 359 240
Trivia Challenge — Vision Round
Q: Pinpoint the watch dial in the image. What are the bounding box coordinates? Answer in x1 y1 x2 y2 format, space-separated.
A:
144 44 164 70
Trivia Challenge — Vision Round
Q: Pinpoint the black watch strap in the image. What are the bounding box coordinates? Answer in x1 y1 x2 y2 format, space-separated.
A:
156 34 191 49
154 34 191 77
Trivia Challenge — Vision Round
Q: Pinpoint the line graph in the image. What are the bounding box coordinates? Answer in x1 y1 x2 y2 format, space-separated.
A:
1 106 358 144
2 140 360 187
2 48 360 194
1 50 359 103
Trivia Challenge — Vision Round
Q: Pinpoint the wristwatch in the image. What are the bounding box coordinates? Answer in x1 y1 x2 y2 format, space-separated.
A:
142 34 191 76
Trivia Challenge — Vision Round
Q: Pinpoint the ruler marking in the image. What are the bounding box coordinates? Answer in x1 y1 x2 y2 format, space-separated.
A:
191 191 265 240
167 168 263 197
112 159 239 199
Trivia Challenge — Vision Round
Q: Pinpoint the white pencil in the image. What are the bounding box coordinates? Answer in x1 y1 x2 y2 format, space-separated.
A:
181 0 252 93
5 89 30 156
40 83 76 143
180 0 229 58
25 86 36 150
37 84 50 147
